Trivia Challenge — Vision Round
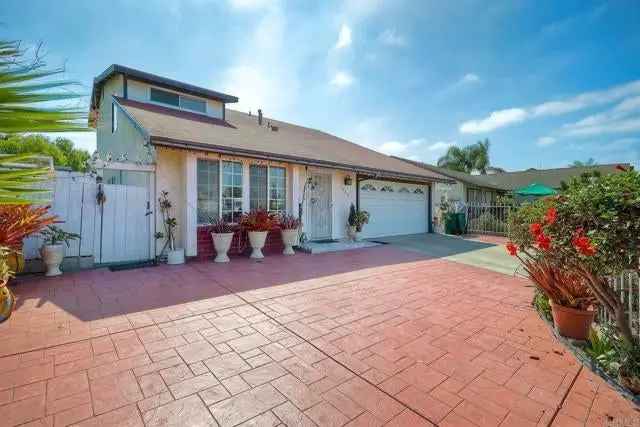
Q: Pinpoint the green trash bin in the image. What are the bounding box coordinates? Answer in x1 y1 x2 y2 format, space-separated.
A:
444 213 458 234
455 212 467 235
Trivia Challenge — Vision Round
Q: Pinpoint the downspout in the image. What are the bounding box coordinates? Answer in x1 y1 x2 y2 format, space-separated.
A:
428 183 433 233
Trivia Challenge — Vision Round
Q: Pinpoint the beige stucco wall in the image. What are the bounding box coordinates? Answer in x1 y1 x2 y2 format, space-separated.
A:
155 148 186 255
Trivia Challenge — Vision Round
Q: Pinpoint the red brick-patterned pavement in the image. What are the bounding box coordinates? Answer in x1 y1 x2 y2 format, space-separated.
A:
1 246 638 426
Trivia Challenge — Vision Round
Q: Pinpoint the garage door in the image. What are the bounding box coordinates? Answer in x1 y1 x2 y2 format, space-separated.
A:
359 180 429 238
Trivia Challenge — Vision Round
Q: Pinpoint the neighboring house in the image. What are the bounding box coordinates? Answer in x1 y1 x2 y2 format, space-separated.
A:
90 65 452 261
398 158 629 225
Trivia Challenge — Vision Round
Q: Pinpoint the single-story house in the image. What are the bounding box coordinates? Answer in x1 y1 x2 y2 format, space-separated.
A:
398 157 629 222
90 65 452 260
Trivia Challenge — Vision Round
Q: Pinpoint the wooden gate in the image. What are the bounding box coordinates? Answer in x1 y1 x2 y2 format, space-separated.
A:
23 171 154 265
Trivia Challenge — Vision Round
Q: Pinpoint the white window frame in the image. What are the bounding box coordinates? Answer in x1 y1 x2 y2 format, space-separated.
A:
111 102 117 133
148 86 208 115
221 160 243 223
267 166 286 215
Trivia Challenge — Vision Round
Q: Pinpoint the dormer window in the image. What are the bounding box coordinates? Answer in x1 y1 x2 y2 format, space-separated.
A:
149 87 206 113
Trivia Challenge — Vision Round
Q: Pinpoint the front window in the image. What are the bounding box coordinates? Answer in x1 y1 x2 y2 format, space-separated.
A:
222 161 243 222
197 159 219 223
250 165 268 210
269 167 286 215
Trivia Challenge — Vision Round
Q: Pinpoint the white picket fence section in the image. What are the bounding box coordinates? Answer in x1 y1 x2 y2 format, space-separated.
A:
600 271 640 340
23 171 153 265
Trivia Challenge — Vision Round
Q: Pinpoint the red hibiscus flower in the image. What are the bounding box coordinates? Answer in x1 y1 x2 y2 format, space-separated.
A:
572 233 596 256
536 233 551 250
505 242 518 256
529 223 543 237
544 207 557 225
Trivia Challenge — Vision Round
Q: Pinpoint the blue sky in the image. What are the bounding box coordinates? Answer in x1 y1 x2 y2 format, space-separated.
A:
3 0 639 170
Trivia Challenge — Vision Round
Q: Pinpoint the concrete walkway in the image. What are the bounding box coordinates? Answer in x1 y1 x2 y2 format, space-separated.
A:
0 246 637 426
374 233 521 276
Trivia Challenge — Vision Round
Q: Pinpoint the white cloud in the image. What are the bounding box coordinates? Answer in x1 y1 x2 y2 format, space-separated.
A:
536 136 556 147
427 141 455 151
335 24 352 49
330 71 355 88
227 0 274 10
459 73 480 85
377 139 455 163
459 79 640 134
459 108 527 133
564 117 640 137
220 4 300 117
378 29 406 47
561 95 640 137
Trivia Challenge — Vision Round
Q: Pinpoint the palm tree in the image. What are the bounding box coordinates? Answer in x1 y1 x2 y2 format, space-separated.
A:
0 40 88 133
0 39 88 205
438 139 491 174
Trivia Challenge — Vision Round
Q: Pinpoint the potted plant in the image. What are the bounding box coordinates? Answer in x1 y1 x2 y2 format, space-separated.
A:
278 214 300 255
347 204 369 241
158 191 185 265
0 205 56 275
0 246 15 323
39 225 80 276
240 210 276 259
210 218 235 263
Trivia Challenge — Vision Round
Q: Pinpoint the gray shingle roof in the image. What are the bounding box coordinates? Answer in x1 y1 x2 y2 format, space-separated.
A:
115 98 453 183
396 157 629 191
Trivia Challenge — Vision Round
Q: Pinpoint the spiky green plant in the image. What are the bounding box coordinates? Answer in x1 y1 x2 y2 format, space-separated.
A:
0 40 88 133
0 154 51 204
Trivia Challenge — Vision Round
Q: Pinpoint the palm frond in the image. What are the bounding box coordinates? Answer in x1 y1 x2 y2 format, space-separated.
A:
0 40 89 133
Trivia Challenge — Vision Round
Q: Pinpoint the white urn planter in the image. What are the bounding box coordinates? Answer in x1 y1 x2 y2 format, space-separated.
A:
248 231 268 259
281 229 299 255
347 226 359 242
42 244 64 277
212 232 234 263
167 248 185 265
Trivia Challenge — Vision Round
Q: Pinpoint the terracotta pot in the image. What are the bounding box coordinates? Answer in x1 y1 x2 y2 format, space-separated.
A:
281 229 298 255
248 231 268 259
212 232 234 263
550 302 595 340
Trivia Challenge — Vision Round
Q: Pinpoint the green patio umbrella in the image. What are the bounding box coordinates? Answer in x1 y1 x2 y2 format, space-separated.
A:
514 182 557 197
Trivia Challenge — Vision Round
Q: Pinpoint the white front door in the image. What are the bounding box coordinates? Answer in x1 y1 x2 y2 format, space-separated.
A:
308 173 332 240
359 180 428 238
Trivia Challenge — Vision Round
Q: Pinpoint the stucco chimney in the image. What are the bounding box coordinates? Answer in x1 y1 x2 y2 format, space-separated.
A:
258 109 263 126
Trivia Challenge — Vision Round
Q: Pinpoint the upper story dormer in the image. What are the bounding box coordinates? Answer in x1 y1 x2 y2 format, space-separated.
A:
90 64 238 162
90 64 238 122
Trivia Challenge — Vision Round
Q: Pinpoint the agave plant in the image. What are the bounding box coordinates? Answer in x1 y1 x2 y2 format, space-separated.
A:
0 40 88 133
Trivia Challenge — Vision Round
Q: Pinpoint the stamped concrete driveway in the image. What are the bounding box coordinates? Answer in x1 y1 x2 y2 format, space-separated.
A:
1 244 637 426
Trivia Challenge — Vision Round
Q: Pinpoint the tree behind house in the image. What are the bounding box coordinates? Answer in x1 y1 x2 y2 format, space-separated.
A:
437 139 491 174
0 134 90 172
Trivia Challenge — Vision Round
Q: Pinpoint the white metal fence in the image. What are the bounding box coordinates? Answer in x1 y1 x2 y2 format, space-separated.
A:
600 271 640 340
465 203 514 236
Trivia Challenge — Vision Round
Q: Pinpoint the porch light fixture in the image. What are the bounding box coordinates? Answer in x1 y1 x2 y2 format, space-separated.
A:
344 176 353 186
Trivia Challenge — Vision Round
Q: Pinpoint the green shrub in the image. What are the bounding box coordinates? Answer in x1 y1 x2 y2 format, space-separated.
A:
532 289 552 321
